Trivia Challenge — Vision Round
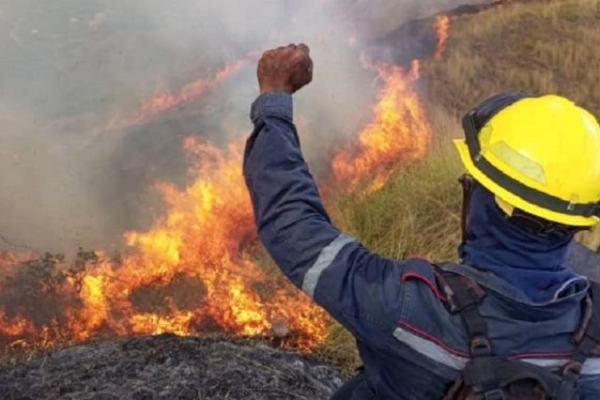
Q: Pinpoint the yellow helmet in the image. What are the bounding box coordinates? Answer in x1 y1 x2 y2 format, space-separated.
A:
454 92 600 227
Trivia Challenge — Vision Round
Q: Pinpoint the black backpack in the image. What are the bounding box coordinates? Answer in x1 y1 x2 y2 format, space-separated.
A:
433 266 600 400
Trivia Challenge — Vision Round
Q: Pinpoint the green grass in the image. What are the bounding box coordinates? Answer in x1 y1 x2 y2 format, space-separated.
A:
330 138 463 261
317 0 600 375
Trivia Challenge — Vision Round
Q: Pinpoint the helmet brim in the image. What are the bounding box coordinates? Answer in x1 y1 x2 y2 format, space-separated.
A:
453 139 598 227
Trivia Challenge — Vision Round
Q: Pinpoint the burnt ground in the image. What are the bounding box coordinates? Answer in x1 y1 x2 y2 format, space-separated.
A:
0 335 343 400
367 0 514 66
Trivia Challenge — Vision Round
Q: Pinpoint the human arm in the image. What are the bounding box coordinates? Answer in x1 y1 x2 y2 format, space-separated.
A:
243 44 406 339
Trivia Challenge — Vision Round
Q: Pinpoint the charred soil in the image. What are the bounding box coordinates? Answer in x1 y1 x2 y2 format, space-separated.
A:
0 335 343 400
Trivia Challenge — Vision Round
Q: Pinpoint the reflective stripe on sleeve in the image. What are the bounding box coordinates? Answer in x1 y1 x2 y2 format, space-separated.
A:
302 234 355 298
393 327 467 370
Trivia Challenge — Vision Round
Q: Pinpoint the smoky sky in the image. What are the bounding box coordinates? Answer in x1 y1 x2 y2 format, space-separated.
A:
0 0 485 254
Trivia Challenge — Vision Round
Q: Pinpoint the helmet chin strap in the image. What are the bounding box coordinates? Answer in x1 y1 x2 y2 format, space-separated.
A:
459 174 476 244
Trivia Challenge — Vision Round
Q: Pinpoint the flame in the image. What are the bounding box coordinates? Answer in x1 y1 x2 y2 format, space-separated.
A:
0 138 327 352
0 312 34 337
0 62 431 354
332 59 431 192
434 15 451 60
109 59 248 129
119 137 328 345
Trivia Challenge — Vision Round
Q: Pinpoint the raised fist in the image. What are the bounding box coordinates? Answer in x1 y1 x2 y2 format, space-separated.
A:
257 43 313 94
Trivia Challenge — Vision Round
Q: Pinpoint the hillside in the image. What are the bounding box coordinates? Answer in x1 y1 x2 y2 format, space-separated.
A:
422 0 600 116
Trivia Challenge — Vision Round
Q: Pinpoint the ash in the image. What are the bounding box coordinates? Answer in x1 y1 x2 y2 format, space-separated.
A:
0 335 343 400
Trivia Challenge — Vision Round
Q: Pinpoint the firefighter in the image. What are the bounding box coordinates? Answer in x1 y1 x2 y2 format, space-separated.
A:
243 44 600 399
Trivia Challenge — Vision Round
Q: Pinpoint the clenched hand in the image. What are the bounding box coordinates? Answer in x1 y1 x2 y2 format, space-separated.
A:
257 43 313 95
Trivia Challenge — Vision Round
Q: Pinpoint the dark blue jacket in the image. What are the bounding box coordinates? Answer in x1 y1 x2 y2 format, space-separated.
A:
243 92 600 399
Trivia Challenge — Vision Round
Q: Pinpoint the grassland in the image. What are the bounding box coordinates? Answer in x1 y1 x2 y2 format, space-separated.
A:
321 0 600 375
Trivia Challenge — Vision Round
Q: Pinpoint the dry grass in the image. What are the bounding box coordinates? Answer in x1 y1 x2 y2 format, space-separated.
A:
422 0 600 116
330 135 463 262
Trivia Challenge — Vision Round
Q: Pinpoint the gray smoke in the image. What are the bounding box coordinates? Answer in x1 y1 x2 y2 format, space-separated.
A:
0 0 482 254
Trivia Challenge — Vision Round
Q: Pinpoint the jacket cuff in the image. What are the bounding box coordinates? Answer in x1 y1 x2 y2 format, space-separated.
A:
251 92 293 123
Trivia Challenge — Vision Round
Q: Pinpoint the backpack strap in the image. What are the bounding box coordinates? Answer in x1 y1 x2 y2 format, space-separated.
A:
558 280 600 389
436 268 491 357
574 280 600 357
436 266 599 400
463 357 567 398
436 269 510 398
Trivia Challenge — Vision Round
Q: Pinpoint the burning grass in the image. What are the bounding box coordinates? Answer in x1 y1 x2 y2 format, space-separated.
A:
0 138 331 353
0 48 431 370
331 59 431 192
330 131 462 262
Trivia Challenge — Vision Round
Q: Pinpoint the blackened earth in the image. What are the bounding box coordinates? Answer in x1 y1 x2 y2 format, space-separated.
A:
0 335 343 400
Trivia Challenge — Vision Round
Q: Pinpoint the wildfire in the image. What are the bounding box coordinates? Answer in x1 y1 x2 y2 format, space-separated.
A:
0 9 446 356
434 15 451 60
120 138 328 344
332 59 431 192
109 58 248 129
0 138 328 351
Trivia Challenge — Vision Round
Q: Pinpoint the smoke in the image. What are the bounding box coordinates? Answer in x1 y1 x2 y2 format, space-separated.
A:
0 0 480 254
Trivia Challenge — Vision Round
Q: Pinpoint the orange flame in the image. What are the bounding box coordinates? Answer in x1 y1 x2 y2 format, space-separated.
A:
109 59 248 128
119 137 327 345
433 15 451 60
0 138 328 352
332 59 431 192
